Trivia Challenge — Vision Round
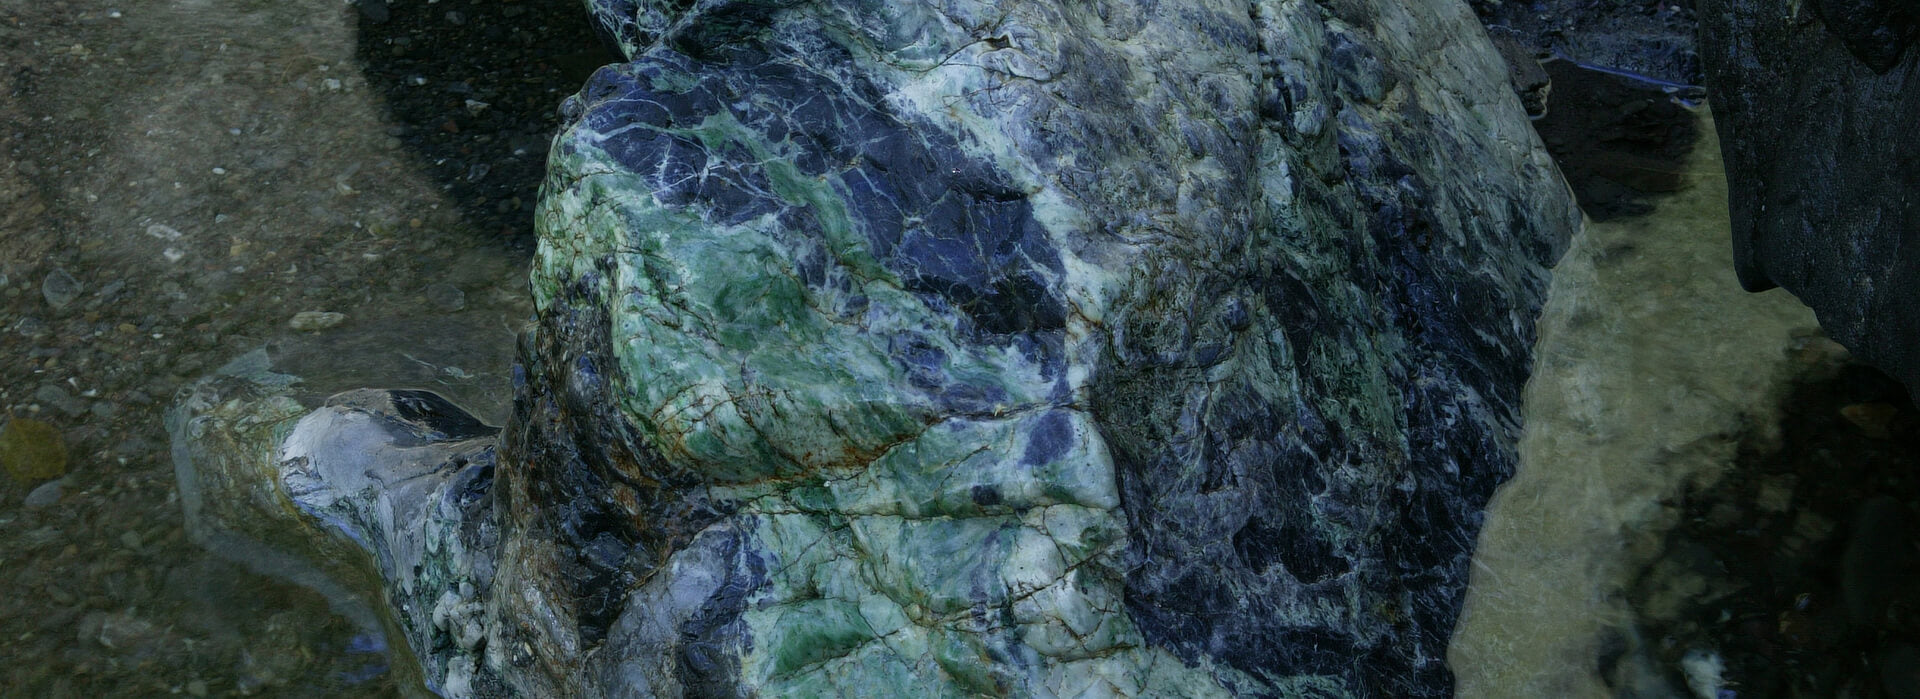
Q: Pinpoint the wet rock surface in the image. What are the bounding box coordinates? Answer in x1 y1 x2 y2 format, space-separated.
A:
171 0 1578 696
1697 0 1920 396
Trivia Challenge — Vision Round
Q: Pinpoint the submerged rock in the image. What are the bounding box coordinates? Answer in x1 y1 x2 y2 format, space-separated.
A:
172 0 1578 695
289 311 347 331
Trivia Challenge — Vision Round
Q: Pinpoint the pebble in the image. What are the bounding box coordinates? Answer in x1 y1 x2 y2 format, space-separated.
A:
425 283 467 312
23 479 64 508
42 268 81 309
90 279 126 303
1842 402 1899 439
34 385 88 418
12 316 49 338
186 679 209 697
288 311 346 331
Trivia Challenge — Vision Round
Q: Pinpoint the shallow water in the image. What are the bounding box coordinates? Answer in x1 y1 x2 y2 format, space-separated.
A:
0 0 572 693
1449 108 1825 696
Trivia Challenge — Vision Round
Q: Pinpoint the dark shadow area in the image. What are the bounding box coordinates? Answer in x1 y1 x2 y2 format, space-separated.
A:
354 0 621 247
1530 60 1702 221
1622 361 1920 697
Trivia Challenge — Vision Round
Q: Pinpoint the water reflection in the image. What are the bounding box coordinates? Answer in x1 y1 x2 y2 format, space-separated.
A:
0 0 587 693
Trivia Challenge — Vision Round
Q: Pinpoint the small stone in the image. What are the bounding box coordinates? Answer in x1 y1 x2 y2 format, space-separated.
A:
1842 402 1898 439
119 530 142 550
0 418 69 484
23 479 63 507
13 316 48 338
42 268 81 309
288 311 346 331
91 279 126 302
90 402 118 420
33 385 87 417
186 679 209 697
425 283 467 312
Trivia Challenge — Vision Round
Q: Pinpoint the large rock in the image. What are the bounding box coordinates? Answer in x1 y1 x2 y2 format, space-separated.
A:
172 0 1578 695
1697 0 1920 393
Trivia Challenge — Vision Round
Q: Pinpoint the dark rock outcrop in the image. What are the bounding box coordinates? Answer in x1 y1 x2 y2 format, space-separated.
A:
171 0 1580 695
1697 0 1920 394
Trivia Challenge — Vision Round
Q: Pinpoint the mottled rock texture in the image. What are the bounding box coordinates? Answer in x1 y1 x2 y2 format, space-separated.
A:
172 0 1578 696
1697 0 1920 394
1471 0 1702 87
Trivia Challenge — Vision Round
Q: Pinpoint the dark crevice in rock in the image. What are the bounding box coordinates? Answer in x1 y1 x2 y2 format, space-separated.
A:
1530 60 1701 221
353 0 619 246
502 271 734 652
1620 362 1920 697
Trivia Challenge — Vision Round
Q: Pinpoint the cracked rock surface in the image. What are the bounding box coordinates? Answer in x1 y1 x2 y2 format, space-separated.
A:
173 0 1578 695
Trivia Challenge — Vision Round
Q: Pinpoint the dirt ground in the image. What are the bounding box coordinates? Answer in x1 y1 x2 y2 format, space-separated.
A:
0 0 601 694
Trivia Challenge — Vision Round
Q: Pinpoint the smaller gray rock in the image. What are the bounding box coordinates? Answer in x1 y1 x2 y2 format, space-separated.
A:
425 284 467 312
23 479 63 508
42 269 80 309
32 385 87 418
91 279 126 303
289 311 346 331
11 316 48 338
